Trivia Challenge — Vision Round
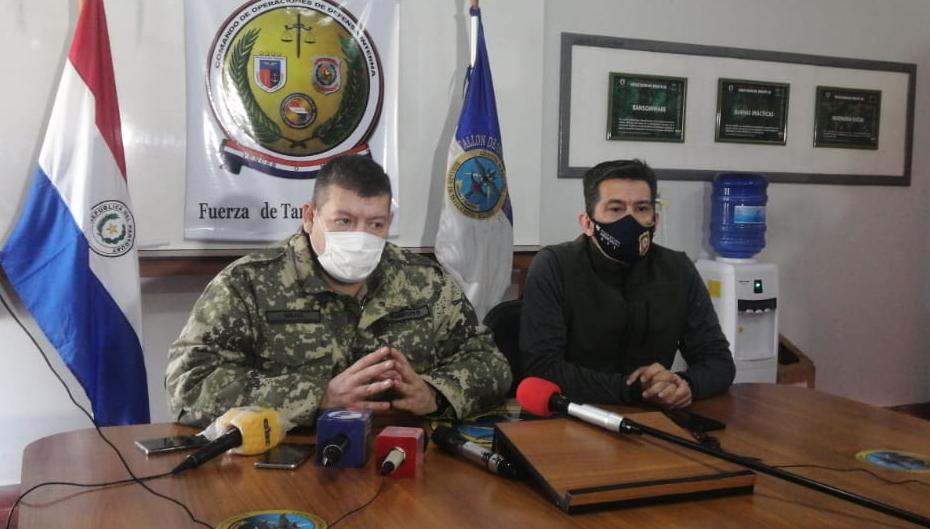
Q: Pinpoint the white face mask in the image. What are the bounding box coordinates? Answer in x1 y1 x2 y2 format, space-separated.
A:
313 231 386 283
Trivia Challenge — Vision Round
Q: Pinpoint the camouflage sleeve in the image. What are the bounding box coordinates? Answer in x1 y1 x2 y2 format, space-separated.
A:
418 275 512 419
165 269 322 426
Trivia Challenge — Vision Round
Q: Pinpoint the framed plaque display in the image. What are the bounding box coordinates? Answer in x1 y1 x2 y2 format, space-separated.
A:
814 86 881 149
715 79 789 145
607 73 686 142
558 33 915 185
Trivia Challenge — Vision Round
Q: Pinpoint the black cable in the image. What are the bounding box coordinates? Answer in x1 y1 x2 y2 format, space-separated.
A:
0 282 212 529
328 477 386 528
774 463 930 489
5 472 170 529
626 419 930 528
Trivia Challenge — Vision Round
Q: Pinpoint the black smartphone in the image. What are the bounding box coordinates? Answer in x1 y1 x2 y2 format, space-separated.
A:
254 443 316 470
134 434 209 455
663 409 726 432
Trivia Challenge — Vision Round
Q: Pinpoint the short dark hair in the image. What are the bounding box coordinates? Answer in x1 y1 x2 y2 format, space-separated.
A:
312 155 392 207
582 159 657 215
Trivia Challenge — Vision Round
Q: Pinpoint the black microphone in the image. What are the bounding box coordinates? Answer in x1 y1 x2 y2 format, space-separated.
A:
170 407 284 474
171 429 242 474
320 433 350 467
516 377 639 434
431 426 523 479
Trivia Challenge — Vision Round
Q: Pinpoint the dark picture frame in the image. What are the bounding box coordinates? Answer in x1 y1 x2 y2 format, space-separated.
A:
558 33 916 185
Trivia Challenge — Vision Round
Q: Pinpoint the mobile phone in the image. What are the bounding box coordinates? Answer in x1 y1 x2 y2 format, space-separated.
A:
663 409 726 432
254 443 316 470
134 435 209 455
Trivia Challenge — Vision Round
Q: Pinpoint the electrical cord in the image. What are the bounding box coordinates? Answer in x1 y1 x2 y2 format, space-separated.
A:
0 283 212 529
328 477 386 528
687 430 930 491
774 463 930 489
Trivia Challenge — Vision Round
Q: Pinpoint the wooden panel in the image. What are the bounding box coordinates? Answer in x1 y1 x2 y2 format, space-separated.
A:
140 249 540 278
496 413 754 512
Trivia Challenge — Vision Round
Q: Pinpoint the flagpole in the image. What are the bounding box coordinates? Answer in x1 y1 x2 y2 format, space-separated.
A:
469 1 479 68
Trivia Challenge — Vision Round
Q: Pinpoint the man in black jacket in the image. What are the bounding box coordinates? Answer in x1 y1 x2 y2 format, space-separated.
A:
520 159 734 408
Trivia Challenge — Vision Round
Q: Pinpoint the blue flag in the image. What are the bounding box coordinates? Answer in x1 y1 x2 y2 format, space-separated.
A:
0 0 150 425
435 7 513 319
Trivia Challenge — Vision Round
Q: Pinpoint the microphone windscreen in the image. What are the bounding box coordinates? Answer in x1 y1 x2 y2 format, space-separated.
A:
316 409 372 468
375 426 425 478
516 377 562 417
216 407 285 455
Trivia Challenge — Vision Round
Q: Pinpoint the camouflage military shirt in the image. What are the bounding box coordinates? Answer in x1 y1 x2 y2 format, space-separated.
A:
166 231 512 426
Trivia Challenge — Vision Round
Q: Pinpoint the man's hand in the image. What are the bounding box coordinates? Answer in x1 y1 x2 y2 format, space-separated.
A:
383 348 439 415
320 348 396 411
627 363 692 409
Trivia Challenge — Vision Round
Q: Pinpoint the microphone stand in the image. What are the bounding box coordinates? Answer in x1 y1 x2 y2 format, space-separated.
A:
621 418 930 528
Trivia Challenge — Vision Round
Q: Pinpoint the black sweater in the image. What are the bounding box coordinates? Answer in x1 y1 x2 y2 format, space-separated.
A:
519 236 735 404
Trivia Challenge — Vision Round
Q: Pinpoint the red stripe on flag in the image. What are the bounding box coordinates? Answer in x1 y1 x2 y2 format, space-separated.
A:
68 0 127 179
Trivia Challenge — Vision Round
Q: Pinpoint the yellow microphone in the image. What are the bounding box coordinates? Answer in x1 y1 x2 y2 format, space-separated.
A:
172 407 285 474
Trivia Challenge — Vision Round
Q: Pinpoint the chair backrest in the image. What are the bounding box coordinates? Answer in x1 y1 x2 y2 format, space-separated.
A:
483 299 522 396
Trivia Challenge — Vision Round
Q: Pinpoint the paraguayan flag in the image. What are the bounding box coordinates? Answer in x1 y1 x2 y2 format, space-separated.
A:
0 0 150 425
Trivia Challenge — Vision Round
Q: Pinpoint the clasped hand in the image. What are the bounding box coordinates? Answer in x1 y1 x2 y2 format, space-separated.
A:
627 363 692 409
320 347 438 415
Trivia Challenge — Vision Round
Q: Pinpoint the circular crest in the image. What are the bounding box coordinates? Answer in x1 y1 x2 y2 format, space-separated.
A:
89 200 135 257
447 150 507 220
215 510 326 529
207 0 382 164
856 449 930 473
280 93 318 129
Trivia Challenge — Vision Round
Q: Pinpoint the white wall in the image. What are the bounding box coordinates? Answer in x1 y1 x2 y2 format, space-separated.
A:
539 0 930 407
1 0 928 485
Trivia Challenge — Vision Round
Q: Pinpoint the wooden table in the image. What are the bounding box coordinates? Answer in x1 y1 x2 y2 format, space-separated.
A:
16 384 930 528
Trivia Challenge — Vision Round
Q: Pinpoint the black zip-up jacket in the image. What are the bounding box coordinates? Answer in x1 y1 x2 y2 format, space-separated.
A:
520 235 735 404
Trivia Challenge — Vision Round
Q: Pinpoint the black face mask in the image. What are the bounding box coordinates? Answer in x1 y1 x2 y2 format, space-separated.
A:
592 215 654 264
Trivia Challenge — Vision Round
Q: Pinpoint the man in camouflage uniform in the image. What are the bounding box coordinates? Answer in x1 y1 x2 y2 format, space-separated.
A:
166 156 511 426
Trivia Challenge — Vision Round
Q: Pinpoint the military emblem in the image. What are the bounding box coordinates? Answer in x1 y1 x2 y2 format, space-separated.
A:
313 57 341 94
254 56 286 93
447 150 507 219
207 1 383 179
88 200 135 257
215 511 325 529
280 93 317 129
857 450 930 473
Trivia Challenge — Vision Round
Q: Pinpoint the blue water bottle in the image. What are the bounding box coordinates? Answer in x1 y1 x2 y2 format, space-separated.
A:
710 173 768 259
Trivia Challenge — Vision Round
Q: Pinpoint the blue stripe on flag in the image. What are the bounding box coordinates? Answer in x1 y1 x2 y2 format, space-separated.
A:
456 8 511 224
1 168 150 425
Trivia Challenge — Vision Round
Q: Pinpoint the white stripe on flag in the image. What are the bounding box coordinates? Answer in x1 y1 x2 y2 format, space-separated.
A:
39 62 143 339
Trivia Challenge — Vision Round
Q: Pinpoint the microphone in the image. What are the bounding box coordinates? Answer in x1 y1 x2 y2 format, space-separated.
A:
375 426 425 478
516 377 639 434
431 426 523 479
172 407 284 474
320 433 350 467
316 409 371 468
379 447 406 475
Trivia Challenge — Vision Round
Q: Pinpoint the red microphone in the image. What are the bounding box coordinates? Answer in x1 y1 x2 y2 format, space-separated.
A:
516 377 637 433
515 377 562 417
375 426 426 478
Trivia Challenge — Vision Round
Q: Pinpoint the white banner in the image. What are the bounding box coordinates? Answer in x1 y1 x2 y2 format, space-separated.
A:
184 0 399 241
